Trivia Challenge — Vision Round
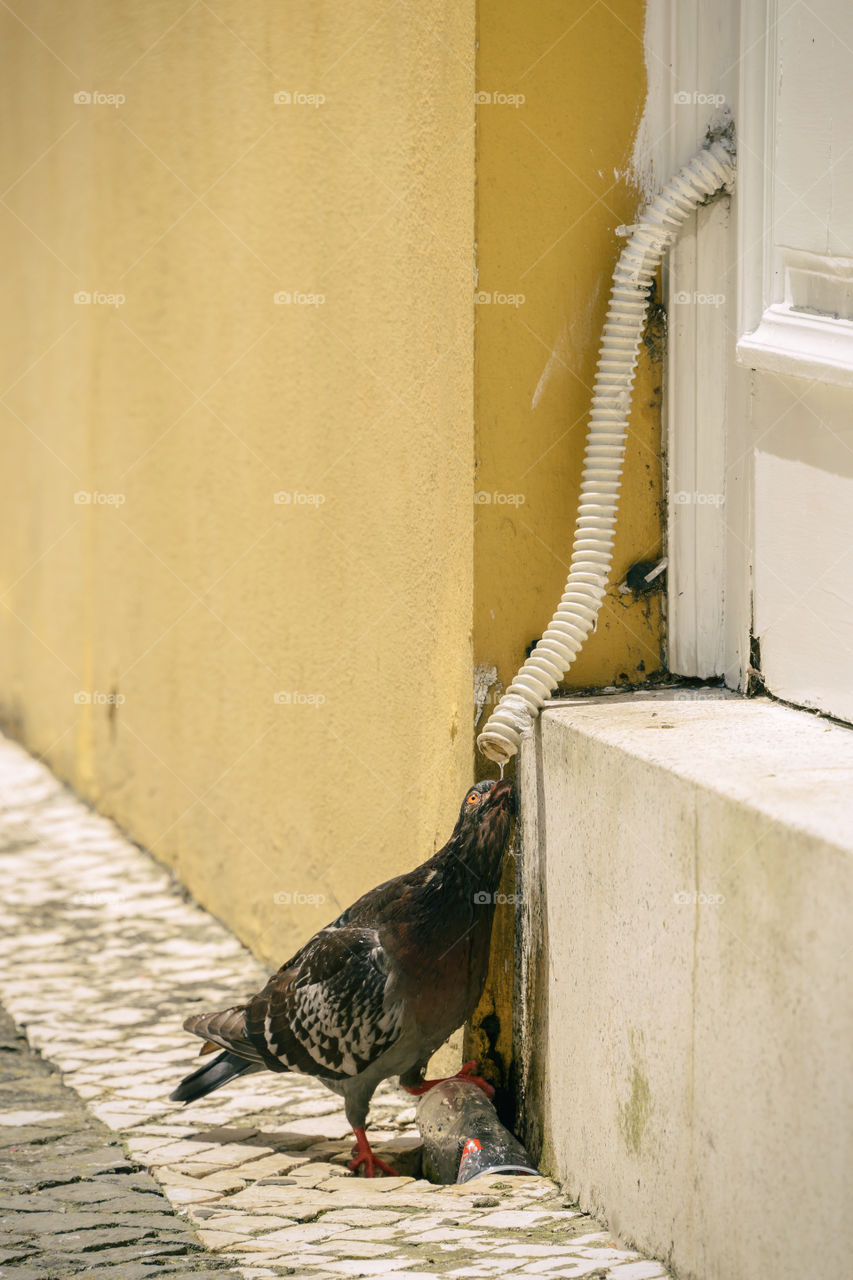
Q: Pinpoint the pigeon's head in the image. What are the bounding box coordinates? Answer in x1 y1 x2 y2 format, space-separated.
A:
454 778 515 841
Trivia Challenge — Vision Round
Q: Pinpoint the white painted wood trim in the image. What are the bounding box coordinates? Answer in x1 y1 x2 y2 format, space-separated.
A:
737 304 853 387
666 195 731 678
733 0 853 386
735 0 779 339
738 244 853 386
658 0 735 678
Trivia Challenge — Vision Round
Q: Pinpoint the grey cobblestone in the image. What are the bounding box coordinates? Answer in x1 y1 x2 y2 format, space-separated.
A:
0 734 671 1279
0 1008 240 1278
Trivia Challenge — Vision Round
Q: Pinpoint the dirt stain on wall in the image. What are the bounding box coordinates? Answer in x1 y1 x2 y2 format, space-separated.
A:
618 1032 652 1157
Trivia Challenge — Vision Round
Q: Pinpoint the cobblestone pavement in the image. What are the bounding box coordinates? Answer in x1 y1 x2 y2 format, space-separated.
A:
0 734 671 1280
0 1008 239 1279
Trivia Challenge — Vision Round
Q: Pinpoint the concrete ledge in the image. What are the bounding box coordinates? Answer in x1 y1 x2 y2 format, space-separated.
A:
516 690 853 1280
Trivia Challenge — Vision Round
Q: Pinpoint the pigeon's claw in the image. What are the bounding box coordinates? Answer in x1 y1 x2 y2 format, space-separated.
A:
347 1127 399 1178
402 1058 495 1100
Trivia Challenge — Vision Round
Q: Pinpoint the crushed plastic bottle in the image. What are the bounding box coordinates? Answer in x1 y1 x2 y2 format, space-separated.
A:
416 1077 539 1184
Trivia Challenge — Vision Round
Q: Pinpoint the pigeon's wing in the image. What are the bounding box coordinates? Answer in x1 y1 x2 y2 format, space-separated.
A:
245 925 404 1080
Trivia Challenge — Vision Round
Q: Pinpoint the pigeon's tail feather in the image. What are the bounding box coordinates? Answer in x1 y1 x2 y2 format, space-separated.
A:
183 1005 262 1057
170 1049 261 1103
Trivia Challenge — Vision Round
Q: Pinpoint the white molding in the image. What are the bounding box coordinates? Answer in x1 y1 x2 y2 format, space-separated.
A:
735 1 853 386
737 245 853 385
783 247 853 318
737 304 853 387
736 0 779 339
661 0 737 678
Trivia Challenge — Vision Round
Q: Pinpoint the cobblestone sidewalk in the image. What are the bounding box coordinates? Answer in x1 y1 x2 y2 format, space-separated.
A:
0 734 671 1280
0 1007 238 1279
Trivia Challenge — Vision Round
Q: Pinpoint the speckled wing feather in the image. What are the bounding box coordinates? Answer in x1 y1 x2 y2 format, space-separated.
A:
244 925 404 1080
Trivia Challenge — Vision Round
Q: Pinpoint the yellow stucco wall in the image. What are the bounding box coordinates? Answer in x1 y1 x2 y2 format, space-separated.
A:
0 1 476 967
0 2 656 1085
468 0 659 1093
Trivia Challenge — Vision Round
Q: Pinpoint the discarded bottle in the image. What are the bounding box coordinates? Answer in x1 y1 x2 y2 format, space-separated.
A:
416 1078 539 1184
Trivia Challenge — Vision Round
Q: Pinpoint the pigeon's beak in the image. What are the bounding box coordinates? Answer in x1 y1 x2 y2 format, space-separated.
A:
485 778 515 816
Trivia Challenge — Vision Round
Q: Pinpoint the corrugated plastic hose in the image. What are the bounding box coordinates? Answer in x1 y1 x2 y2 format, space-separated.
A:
477 133 736 767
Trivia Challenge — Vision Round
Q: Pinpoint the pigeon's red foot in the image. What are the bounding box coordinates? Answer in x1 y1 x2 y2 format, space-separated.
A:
402 1059 495 1100
347 1126 400 1178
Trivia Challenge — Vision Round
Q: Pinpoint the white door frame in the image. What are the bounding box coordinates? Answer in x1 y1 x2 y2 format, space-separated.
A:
642 0 750 686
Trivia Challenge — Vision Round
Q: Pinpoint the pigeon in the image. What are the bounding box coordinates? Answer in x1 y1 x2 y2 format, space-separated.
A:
170 777 514 1176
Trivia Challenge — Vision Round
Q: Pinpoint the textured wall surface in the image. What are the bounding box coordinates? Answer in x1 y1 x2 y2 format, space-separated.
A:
468 0 657 1098
0 4 660 1078
518 693 853 1280
474 0 661 698
0 0 476 966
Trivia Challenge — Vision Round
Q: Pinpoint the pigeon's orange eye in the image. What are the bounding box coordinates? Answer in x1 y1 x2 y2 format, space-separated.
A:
466 792 480 805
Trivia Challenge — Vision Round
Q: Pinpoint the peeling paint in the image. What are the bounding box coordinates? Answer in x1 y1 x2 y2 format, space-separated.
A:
628 0 661 202
531 321 569 410
474 664 500 727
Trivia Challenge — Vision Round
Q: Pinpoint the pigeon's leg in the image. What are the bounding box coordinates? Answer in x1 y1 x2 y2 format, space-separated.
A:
347 1127 400 1178
401 1059 495 1100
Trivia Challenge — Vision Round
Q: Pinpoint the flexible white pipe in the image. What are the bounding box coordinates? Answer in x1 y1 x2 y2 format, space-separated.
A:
477 134 736 766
